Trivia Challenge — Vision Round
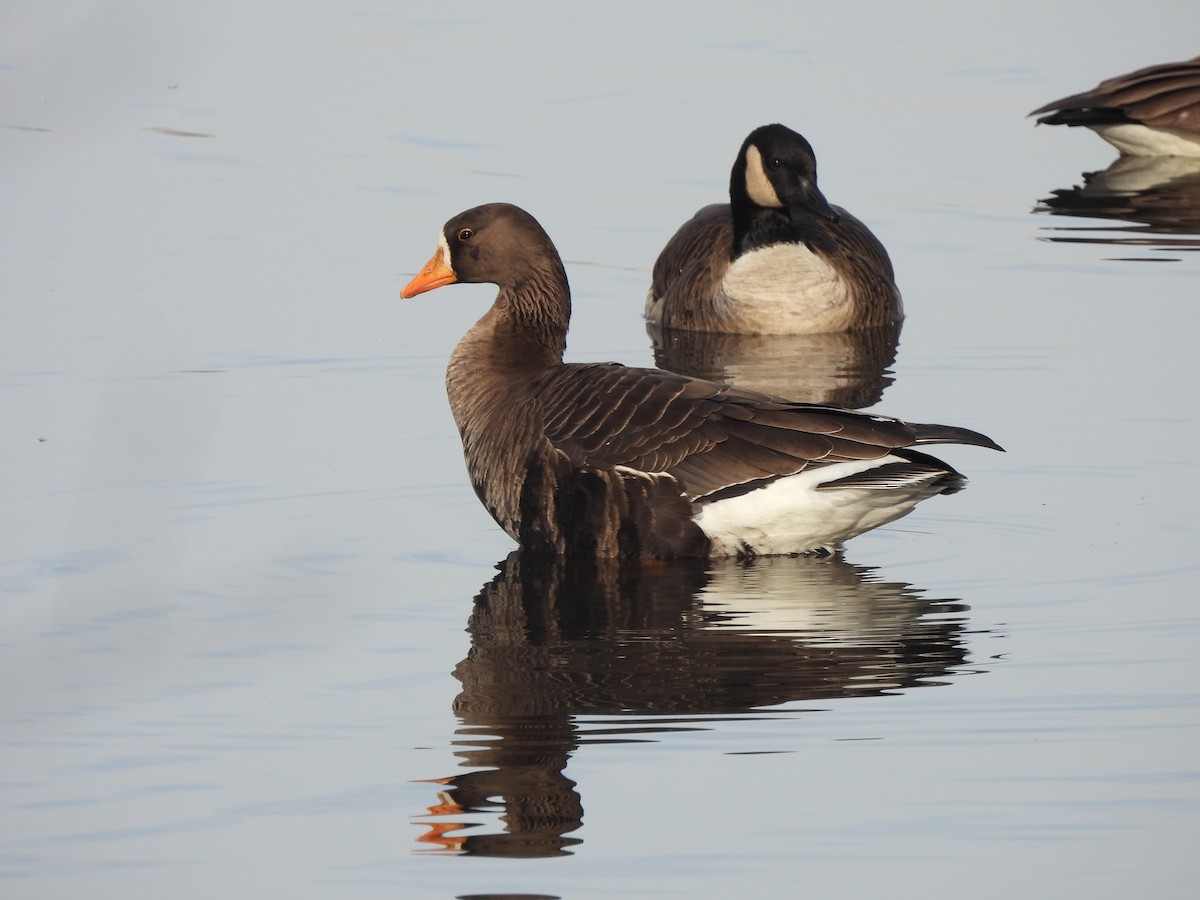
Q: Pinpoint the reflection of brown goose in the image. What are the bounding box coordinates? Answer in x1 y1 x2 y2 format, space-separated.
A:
1030 57 1200 157
645 124 903 334
647 319 901 408
402 203 1000 559
415 551 975 857
1035 156 1200 242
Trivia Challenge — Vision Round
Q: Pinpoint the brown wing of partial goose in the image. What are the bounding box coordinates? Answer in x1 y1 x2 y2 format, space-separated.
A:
531 362 1001 503
1031 58 1200 131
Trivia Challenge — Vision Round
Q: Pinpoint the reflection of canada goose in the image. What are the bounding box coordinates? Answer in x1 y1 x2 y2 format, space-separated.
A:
416 551 974 856
1035 155 1200 238
647 319 901 408
1030 58 1200 157
402 204 1001 559
645 124 903 334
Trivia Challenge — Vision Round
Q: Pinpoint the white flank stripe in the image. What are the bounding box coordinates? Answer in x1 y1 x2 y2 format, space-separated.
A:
693 456 944 556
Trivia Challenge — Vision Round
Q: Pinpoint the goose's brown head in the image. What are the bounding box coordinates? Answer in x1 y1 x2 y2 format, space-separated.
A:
401 203 557 298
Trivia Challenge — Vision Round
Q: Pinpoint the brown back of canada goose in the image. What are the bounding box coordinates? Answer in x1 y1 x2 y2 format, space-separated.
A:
645 124 903 335
402 203 999 560
1030 57 1200 157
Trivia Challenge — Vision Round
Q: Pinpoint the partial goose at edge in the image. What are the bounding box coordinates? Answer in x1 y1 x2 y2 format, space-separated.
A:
1030 57 1200 157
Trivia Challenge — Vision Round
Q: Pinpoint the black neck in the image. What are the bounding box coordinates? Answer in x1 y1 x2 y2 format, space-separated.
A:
730 205 834 258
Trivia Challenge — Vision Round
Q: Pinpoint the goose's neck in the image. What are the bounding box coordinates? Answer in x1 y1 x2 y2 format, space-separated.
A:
450 261 572 388
731 204 831 258
494 264 572 364
443 263 572 538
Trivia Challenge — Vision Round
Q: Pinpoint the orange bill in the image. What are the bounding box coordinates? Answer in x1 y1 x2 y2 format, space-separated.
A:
401 247 457 297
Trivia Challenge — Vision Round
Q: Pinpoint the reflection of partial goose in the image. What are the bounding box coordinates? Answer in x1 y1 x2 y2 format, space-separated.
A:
1035 155 1200 239
648 319 901 407
415 551 976 856
645 124 903 334
402 203 1000 560
1030 58 1200 157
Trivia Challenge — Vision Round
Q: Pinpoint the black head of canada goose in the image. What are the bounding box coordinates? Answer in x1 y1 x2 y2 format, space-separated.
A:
644 124 904 335
1030 57 1200 157
401 203 1001 560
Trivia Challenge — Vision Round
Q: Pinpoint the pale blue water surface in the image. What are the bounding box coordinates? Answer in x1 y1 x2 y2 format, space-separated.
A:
3 1 1199 897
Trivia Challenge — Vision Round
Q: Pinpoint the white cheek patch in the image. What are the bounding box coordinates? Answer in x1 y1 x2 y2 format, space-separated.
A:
438 231 453 268
744 145 783 208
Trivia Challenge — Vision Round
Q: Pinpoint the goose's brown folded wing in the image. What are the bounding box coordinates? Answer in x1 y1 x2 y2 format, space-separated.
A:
531 363 999 502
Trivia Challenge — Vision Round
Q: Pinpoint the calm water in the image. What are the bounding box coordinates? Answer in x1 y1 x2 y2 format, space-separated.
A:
3 2 1199 897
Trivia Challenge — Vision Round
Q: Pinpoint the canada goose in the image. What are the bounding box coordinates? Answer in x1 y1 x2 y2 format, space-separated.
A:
401 203 1000 559
1030 57 1200 157
645 124 903 334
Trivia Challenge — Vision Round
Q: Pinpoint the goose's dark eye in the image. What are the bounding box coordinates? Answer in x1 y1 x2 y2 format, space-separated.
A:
457 228 474 241
767 158 782 170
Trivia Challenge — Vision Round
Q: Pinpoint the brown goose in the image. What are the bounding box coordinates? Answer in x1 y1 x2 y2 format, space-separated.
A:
645 124 903 334
1030 57 1200 157
401 203 1001 560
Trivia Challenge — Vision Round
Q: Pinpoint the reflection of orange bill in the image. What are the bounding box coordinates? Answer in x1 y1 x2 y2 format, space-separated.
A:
415 820 468 851
420 790 463 817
